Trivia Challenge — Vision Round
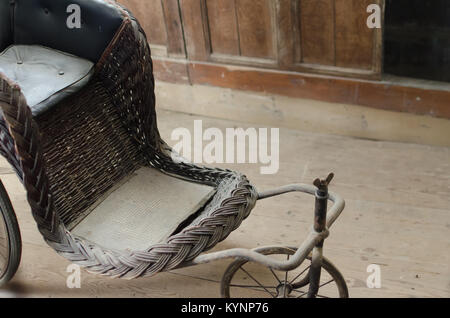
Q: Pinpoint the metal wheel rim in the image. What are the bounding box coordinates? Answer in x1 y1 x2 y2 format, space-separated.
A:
221 247 347 298
0 210 10 277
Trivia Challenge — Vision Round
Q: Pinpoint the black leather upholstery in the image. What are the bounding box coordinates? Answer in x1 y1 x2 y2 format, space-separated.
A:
0 45 95 117
12 0 124 63
0 0 12 52
0 0 126 117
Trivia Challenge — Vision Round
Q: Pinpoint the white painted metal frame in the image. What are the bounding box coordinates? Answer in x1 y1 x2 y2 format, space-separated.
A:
184 183 345 270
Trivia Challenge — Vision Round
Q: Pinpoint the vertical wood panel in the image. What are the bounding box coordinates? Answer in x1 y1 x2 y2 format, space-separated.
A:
162 0 186 57
180 0 210 60
300 0 335 65
277 0 296 67
373 0 384 76
206 0 240 55
118 0 167 46
236 0 275 59
335 0 374 69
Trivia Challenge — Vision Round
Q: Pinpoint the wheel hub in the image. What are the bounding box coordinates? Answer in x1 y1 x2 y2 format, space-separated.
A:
276 281 293 298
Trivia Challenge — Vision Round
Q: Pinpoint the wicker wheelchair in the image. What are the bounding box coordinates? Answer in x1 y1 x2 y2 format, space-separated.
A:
0 0 348 298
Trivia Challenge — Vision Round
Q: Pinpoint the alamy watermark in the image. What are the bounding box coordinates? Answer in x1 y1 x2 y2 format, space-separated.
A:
171 120 279 175
367 4 382 29
66 4 81 29
366 264 382 288
66 264 81 289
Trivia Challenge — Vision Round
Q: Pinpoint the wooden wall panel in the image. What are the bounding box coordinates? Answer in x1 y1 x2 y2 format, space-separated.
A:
299 0 335 65
236 0 275 59
180 0 210 60
118 0 167 46
335 0 375 69
118 0 384 79
206 0 240 55
277 0 297 67
162 0 186 56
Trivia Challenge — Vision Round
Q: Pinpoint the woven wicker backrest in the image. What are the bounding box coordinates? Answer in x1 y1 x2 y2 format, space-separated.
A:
36 6 162 227
0 2 160 236
36 80 147 228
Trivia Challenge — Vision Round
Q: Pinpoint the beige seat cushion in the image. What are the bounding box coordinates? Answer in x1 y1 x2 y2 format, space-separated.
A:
71 167 216 252
0 45 94 117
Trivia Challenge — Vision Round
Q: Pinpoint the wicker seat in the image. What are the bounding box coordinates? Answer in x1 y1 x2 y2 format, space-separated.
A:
0 0 257 278
70 167 217 251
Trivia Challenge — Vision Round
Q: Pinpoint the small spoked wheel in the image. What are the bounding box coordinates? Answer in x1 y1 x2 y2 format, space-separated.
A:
221 246 348 298
0 180 22 287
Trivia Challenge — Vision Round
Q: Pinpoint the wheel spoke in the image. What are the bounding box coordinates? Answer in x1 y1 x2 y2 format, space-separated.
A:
293 290 330 298
319 279 334 288
289 265 310 284
269 268 282 285
230 284 276 289
230 284 278 296
239 266 276 298
294 290 308 298
292 278 335 298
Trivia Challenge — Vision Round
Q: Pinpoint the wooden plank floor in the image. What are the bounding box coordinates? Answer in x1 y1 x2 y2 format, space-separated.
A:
0 109 448 298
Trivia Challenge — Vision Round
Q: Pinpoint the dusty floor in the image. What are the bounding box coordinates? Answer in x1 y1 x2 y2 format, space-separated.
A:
0 108 449 298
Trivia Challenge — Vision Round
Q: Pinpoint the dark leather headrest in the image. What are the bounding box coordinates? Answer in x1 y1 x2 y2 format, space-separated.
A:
0 0 12 52
11 0 124 63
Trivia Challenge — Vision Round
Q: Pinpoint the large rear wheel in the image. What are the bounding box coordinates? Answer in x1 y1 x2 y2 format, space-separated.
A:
0 179 22 287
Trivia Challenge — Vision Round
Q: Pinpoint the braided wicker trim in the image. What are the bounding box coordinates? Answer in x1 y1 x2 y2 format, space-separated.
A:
0 1 258 279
